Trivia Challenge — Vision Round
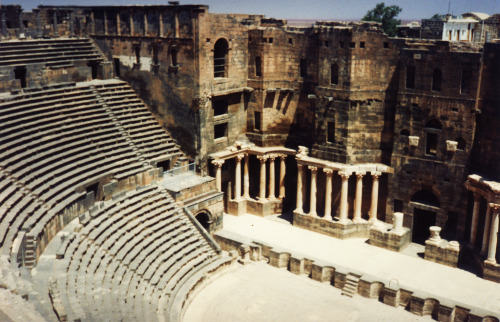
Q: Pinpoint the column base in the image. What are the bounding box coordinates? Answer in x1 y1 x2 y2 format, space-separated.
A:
293 213 370 239
353 217 367 224
247 198 282 217
227 198 247 216
309 211 317 217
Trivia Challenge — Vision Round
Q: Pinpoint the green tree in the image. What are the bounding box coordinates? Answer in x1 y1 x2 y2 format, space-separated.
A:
429 13 445 20
362 2 402 37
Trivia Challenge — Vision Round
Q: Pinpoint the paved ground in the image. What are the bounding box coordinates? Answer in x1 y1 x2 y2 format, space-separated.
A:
183 261 431 322
219 214 500 315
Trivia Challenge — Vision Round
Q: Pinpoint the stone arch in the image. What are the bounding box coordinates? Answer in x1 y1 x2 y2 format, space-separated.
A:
411 189 440 208
425 119 442 130
214 38 229 78
195 209 213 232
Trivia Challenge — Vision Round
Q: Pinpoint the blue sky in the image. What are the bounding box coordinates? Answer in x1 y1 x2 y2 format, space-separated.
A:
10 0 500 20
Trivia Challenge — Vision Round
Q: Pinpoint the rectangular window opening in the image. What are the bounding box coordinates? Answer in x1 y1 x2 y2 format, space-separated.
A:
213 99 228 116
406 66 415 89
268 37 273 44
461 69 471 94
214 123 228 139
349 42 355 48
339 41 344 48
426 132 438 156
360 42 365 48
324 41 329 47
288 38 293 44
384 42 389 49
255 56 262 77
327 121 335 143
254 111 261 131
300 59 307 78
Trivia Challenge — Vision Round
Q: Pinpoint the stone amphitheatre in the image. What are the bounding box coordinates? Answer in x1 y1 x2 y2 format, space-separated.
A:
0 2 499 321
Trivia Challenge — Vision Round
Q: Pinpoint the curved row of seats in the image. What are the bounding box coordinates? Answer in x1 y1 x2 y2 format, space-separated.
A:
0 79 183 260
0 38 103 68
51 185 228 321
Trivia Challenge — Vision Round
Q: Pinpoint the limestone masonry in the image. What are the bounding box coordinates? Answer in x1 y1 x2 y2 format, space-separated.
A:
0 2 499 321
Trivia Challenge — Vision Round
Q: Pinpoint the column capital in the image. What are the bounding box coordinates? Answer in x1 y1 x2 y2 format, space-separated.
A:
371 171 382 178
356 171 366 179
323 168 334 175
339 171 351 180
268 154 278 161
211 159 225 168
308 166 318 173
257 155 268 163
297 163 304 170
490 203 500 213
235 153 245 161
278 154 287 160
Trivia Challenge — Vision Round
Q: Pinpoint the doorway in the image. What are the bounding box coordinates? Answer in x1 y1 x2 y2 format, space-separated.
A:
412 208 436 244
195 211 211 232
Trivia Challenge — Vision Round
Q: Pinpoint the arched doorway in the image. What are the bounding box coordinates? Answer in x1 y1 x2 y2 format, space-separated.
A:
411 189 440 244
195 210 211 232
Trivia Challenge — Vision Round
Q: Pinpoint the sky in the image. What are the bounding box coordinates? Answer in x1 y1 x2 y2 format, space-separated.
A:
6 0 500 20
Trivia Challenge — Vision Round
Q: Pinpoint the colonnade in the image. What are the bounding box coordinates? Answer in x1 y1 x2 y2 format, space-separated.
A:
294 163 382 223
469 193 500 264
211 153 287 202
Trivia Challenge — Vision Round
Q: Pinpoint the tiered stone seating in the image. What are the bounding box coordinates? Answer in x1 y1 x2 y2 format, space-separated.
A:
0 82 149 254
0 38 103 68
51 186 226 321
94 81 183 163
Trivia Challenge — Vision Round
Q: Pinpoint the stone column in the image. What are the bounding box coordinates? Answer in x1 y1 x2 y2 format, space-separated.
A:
257 155 267 201
393 212 404 232
116 13 121 36
211 160 224 192
234 154 244 200
69 12 74 37
481 202 493 255
309 166 318 217
174 11 179 38
159 12 164 37
486 203 500 264
129 11 134 36
354 171 366 222
339 171 351 223
369 171 382 222
469 193 481 247
36 10 42 38
19 12 24 34
294 163 304 214
243 154 250 198
268 155 276 200
323 168 333 221
279 154 286 199
53 11 58 37
104 11 108 35
144 12 148 36
90 12 95 35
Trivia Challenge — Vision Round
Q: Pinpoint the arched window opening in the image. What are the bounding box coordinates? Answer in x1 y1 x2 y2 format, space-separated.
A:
425 119 442 130
456 137 466 150
214 38 228 78
400 129 410 136
331 63 339 85
152 46 159 66
195 211 211 231
432 69 442 92
411 189 440 208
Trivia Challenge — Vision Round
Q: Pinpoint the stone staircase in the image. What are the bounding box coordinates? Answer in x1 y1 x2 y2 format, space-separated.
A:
341 273 360 298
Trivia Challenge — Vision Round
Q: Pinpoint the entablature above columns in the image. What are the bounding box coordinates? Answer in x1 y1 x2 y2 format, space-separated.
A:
208 142 296 162
296 154 393 175
465 174 500 204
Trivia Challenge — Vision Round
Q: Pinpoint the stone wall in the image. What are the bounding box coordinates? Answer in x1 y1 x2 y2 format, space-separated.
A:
388 42 481 240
